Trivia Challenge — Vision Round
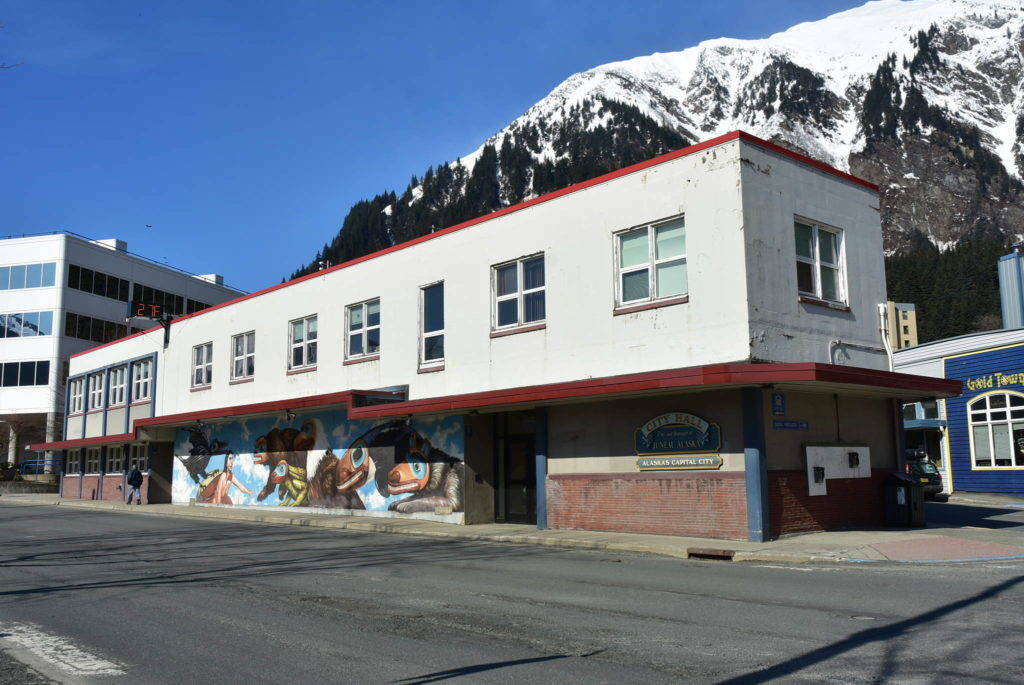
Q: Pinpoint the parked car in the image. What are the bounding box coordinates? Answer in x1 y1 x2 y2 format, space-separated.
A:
904 449 945 500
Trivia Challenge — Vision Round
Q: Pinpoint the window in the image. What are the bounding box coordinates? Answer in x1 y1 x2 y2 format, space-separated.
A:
84 448 101 474
0 361 50 387
493 256 545 329
968 393 1024 468
289 316 318 369
795 220 844 303
88 372 105 410
108 367 127 406
921 400 939 420
901 310 909 320
65 450 82 474
0 311 54 338
346 299 380 358
616 217 687 305
187 299 211 315
903 325 910 335
129 444 149 471
0 262 56 290
106 446 124 473
421 283 444 365
231 332 255 379
69 378 84 414
68 264 130 302
192 342 213 387
131 283 184 316
64 312 128 343
132 360 152 401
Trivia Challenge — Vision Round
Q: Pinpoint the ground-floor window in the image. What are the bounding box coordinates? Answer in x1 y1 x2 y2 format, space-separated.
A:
65 450 82 474
129 444 149 471
84 448 101 474
106 446 124 473
968 392 1024 468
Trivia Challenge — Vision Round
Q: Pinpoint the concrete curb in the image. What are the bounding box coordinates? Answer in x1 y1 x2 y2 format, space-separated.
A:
0 496 840 565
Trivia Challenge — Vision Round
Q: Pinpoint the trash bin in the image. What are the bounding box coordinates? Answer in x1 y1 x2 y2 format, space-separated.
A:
884 472 926 527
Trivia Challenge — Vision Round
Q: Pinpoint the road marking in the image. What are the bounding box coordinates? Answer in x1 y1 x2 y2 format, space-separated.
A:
0 623 124 677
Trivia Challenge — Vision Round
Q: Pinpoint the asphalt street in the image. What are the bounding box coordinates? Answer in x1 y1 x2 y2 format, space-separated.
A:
1 502 1023 683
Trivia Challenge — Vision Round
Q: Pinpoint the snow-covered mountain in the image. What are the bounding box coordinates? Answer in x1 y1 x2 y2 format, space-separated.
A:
295 0 1024 288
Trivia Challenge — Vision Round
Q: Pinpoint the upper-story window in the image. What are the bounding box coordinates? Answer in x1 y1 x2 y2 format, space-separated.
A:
616 217 687 306
795 219 845 304
87 372 105 410
421 283 444 366
0 311 54 338
231 332 255 380
346 299 380 359
186 300 212 315
69 378 84 414
0 262 57 290
289 316 318 369
0 361 49 387
192 342 213 387
132 359 152 401
131 284 184 316
968 393 1024 469
493 255 545 329
109 366 127 406
65 312 130 344
68 264 130 302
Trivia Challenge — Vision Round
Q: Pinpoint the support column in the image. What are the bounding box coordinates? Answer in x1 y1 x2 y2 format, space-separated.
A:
534 406 548 530
44 411 60 474
6 425 17 465
742 387 769 542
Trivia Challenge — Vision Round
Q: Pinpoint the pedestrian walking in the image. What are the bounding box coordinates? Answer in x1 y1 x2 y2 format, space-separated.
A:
126 465 144 505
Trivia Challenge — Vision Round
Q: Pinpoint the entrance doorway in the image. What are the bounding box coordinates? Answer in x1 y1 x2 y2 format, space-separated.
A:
494 412 536 524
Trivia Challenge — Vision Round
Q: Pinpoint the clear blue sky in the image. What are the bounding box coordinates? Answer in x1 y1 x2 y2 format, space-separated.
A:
1 0 862 293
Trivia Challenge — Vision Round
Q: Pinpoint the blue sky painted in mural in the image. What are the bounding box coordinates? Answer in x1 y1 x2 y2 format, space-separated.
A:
171 410 464 509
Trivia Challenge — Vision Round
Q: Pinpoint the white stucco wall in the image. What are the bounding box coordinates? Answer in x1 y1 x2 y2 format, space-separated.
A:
67 135 887 435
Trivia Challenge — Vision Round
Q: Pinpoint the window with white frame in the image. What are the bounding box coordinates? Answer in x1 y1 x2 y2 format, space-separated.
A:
421 283 444 365
616 217 687 306
968 393 1024 468
795 219 845 303
106 445 124 473
84 448 101 474
87 373 105 410
289 315 318 369
132 359 152 401
129 443 149 471
192 342 213 387
108 366 127 406
347 299 380 358
493 255 545 329
232 331 255 379
69 378 84 414
65 450 82 474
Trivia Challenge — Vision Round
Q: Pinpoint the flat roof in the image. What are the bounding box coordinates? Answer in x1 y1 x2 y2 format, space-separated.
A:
70 130 880 361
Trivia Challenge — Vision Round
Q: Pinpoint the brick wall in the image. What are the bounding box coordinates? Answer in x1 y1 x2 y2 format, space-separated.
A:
547 471 748 540
769 469 887 536
61 474 151 503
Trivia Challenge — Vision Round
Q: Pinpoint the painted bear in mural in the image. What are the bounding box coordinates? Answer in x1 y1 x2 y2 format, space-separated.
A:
251 420 316 506
377 428 463 514
308 421 406 509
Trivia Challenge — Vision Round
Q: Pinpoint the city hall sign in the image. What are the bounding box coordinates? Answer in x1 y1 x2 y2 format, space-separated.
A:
634 412 723 471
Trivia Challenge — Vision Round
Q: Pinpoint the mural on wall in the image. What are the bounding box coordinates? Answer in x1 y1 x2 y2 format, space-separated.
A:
172 409 464 518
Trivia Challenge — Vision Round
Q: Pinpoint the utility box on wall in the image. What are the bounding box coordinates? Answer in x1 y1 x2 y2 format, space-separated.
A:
804 444 871 496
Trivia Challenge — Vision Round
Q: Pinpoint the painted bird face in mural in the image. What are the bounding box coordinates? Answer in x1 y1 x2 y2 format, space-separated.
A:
335 443 371 492
270 460 289 484
387 453 431 494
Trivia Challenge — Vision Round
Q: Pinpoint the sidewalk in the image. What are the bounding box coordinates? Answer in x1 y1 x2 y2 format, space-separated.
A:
4 493 1024 564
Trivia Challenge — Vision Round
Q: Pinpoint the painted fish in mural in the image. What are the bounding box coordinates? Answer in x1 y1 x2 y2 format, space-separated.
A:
376 427 463 514
252 420 316 506
178 427 231 484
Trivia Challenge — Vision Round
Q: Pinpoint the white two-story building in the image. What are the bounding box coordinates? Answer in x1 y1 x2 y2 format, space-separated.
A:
1 232 242 467
30 132 958 541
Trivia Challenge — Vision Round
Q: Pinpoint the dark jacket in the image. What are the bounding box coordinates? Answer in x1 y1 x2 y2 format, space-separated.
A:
126 468 144 487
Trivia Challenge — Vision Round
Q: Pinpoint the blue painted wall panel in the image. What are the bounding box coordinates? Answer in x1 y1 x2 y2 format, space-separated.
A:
945 343 1024 494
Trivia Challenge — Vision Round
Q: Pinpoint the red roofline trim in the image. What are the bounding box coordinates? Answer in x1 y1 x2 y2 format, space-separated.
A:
30 363 957 451
70 130 879 360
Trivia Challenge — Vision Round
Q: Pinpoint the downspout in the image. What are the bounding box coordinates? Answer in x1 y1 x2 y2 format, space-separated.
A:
877 302 895 372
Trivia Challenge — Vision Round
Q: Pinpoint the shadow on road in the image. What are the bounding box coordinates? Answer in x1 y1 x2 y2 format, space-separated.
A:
925 501 1024 530
719 574 1024 683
